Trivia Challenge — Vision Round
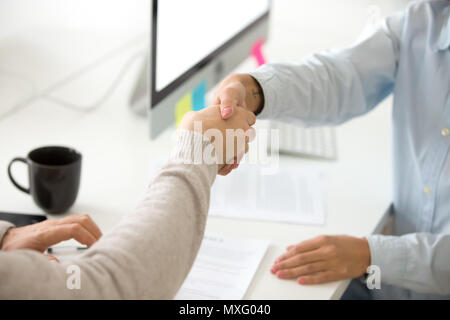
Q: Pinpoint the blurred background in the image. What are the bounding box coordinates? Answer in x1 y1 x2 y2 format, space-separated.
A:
0 0 409 122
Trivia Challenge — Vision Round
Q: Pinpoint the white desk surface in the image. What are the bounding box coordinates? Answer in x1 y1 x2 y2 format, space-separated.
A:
0 61 393 300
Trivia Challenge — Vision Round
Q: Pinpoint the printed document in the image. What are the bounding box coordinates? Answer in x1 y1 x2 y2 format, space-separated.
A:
209 165 326 225
175 233 269 300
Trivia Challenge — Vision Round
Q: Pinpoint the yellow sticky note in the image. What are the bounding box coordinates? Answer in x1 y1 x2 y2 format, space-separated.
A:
175 92 193 127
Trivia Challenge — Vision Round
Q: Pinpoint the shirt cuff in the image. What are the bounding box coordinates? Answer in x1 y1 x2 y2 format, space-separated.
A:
248 66 278 120
0 221 15 248
366 234 407 286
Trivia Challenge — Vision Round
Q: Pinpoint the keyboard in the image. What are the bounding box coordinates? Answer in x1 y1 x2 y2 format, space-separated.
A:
267 121 337 160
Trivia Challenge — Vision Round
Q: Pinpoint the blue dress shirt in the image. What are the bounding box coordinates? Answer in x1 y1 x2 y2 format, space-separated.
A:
250 0 450 298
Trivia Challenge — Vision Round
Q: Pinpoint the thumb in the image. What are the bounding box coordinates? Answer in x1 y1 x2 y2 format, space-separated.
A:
220 99 236 120
219 84 245 119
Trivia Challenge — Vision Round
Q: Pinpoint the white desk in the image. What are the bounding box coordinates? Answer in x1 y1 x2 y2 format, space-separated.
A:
0 56 393 300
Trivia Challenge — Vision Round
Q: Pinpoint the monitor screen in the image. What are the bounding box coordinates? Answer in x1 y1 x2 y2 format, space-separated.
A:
155 0 270 93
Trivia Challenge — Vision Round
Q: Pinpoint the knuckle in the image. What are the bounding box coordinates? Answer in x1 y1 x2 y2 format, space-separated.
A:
185 110 195 118
328 244 338 254
304 264 314 273
323 245 335 256
319 235 329 243
70 223 82 234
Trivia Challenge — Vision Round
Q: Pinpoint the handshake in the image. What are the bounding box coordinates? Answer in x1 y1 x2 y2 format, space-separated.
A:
179 74 264 175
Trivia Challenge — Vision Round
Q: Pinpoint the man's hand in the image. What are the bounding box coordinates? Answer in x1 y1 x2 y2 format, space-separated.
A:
271 235 371 285
180 105 256 175
212 74 265 120
1 214 102 261
210 74 263 174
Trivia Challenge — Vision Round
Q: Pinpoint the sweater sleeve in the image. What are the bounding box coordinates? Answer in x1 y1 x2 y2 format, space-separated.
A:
0 130 218 299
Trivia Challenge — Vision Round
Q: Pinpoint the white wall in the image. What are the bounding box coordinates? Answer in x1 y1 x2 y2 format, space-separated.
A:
266 0 409 62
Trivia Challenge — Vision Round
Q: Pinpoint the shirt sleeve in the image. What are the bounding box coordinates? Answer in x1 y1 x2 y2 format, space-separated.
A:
0 130 218 299
367 233 450 295
249 12 404 126
0 221 14 247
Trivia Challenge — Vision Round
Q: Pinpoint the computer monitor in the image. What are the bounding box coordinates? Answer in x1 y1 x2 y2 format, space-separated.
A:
129 0 271 139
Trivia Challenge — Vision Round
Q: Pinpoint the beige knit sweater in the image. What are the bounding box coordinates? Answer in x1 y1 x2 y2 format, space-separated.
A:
0 131 217 299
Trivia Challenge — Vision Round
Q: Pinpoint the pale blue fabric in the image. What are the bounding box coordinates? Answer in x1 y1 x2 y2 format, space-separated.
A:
250 0 450 298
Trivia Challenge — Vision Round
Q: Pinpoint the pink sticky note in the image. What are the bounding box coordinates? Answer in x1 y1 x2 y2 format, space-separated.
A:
251 38 267 67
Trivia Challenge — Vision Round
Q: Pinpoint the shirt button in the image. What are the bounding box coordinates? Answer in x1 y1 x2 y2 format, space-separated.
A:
442 128 450 137
424 187 431 195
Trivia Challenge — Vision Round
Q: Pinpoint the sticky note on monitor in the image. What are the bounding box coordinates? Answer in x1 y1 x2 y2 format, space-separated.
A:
192 81 207 111
175 92 192 127
251 38 266 67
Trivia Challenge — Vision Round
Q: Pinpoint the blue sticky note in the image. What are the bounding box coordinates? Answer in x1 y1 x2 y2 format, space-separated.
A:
192 81 207 111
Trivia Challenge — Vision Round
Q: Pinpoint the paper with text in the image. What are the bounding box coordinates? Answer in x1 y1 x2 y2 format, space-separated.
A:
209 165 326 225
175 234 269 300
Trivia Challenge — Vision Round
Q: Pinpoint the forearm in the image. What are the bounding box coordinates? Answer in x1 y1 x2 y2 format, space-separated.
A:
367 233 450 295
0 131 217 299
248 55 368 125
0 221 14 248
245 16 400 125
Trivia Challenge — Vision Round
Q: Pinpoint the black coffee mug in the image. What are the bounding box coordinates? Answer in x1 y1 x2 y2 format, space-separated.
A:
8 146 82 214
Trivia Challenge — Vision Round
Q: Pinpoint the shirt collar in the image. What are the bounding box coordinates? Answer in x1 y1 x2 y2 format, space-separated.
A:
435 5 450 51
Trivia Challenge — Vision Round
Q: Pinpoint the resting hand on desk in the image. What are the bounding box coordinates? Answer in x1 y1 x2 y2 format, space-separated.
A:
0 214 102 261
271 235 370 285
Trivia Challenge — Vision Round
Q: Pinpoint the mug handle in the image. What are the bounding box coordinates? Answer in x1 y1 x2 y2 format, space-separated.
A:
7 157 30 194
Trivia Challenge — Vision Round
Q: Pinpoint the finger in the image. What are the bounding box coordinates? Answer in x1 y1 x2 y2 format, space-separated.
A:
43 223 98 248
43 253 59 263
218 164 234 176
219 97 237 120
272 249 323 272
276 237 327 263
246 127 256 143
219 85 245 119
297 271 338 285
275 262 327 279
59 214 102 240
231 130 247 166
244 110 257 126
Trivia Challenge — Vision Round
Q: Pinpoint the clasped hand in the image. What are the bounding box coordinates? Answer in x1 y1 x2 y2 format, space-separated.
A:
180 105 256 175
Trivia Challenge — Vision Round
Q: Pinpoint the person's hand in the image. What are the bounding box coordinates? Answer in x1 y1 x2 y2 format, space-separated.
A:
1 214 102 262
212 73 264 120
271 235 371 285
180 105 256 175
210 74 263 173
